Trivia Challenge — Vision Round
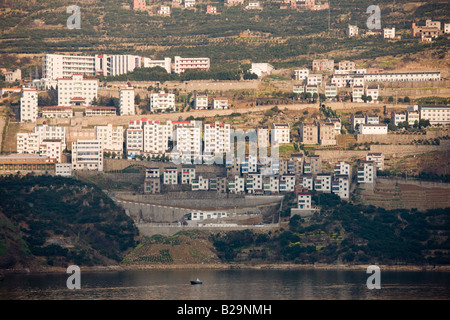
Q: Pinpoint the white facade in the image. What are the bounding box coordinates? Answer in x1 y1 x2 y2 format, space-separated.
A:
272 123 290 144
445 23 450 34
357 161 376 183
352 85 364 102
294 69 309 81
406 111 420 126
332 175 350 199
391 112 407 126
280 175 296 192
334 161 352 177
95 123 124 155
107 55 142 77
315 173 332 193
42 54 96 80
142 57 172 73
173 56 210 74
194 92 208 109
158 5 171 15
359 124 388 134
181 166 196 184
307 74 323 87
39 139 63 163
72 140 103 171
42 106 73 119
351 114 366 130
257 128 269 148
164 167 178 184
297 193 312 210
17 125 66 155
246 173 263 193
55 163 72 176
173 123 202 159
150 91 176 112
191 176 209 191
119 86 135 116
143 120 170 155
366 152 384 170
57 74 98 107
20 88 38 123
364 72 441 83
383 27 396 39
366 85 379 102
419 105 450 125
5 69 21 82
212 98 228 110
184 0 196 8
249 63 274 77
85 106 117 116
347 24 359 37
126 120 144 157
203 122 231 158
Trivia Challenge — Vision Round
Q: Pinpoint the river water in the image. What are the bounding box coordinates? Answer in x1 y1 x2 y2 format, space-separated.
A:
1 269 449 300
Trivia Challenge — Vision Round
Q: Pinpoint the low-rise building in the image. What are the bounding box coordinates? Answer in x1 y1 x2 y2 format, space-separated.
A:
85 106 117 116
297 193 312 210
41 106 73 119
366 152 384 170
406 110 420 126
419 105 450 125
150 91 175 113
272 123 290 144
55 163 72 176
334 161 352 177
312 59 334 72
383 27 396 39
366 85 379 102
212 98 228 109
0 155 57 174
72 140 103 171
163 167 178 184
191 176 209 191
294 69 309 81
181 165 196 184
390 112 407 126
351 114 366 130
144 178 161 194
352 85 364 102
359 124 388 134
357 161 376 183
318 122 337 145
194 92 208 110
347 24 359 37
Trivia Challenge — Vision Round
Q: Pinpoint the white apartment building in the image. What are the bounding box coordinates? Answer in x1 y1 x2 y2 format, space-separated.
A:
391 112 407 126
299 175 314 191
150 91 176 112
314 173 332 193
95 123 124 155
142 57 172 73
272 123 290 144
55 163 72 177
20 88 38 123
327 118 342 134
228 175 245 194
158 5 171 15
146 168 160 179
325 83 337 99
294 69 309 81
297 193 312 210
366 152 384 170
347 24 359 37
307 74 323 87
164 167 178 184
172 122 202 160
191 176 209 191
357 161 376 183
181 165 196 184
184 0 196 8
293 84 305 94
334 161 352 177
41 106 73 119
42 54 96 80
194 92 208 109
173 56 210 74
280 175 296 192
39 139 63 163
364 72 441 83
106 55 142 77
306 85 318 95
17 132 39 154
249 63 274 77
212 98 228 110
119 86 135 116
359 124 388 134
263 175 279 194
383 27 396 39
352 85 364 102
246 173 263 194
57 74 98 107
143 120 170 155
126 120 144 157
17 126 66 158
332 175 350 200
5 69 21 82
35 125 66 149
365 114 379 125
203 122 231 158
406 110 420 126
72 140 103 171
419 105 450 125
241 155 258 174
366 85 379 102
351 114 366 130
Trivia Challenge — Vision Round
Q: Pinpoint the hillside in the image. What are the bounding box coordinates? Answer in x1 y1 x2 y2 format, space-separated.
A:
0 0 449 75
0 175 139 270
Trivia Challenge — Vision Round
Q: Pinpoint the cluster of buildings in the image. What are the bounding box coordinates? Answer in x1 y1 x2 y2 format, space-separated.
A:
293 59 441 103
299 118 340 145
412 19 450 42
279 0 329 11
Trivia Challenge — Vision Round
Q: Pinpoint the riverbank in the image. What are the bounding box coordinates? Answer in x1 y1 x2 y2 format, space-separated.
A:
2 263 450 275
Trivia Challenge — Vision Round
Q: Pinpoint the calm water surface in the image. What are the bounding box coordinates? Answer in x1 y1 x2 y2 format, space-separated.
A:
1 269 449 300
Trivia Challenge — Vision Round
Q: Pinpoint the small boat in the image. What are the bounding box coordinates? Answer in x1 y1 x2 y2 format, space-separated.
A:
190 278 202 285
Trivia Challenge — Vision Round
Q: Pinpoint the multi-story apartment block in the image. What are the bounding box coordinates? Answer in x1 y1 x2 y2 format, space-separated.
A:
351 114 366 130
126 120 144 157
42 54 96 80
142 57 172 73
347 24 359 37
181 165 196 184
107 55 142 76
39 139 63 163
366 85 379 102
306 84 318 95
306 155 322 175
365 114 379 125
391 112 407 126
17 125 67 155
17 132 39 154
312 59 334 72
191 176 209 191
352 85 364 102
263 175 279 194
241 155 258 174
150 91 176 113
119 86 135 116
357 161 376 184
334 161 352 177
307 74 323 87
212 98 228 110
406 110 420 126
366 152 384 170
359 124 388 134
20 88 38 123
299 122 318 144
203 122 231 158
326 118 342 134
72 140 103 171
419 105 450 125
293 84 305 94
294 69 309 81
332 175 350 199
41 106 73 119
298 175 314 191
314 173 332 193
383 27 396 39
55 163 72 177
246 173 263 194
5 69 21 82
279 154 303 176
363 72 441 83
194 92 208 109
146 168 160 179
57 74 98 107
297 193 312 210
228 175 245 194
143 120 170 155
325 83 337 100
280 175 296 192
163 167 178 184
85 106 117 116
173 56 210 74
318 122 336 145
210 176 228 193
272 123 290 144
95 123 124 155
172 122 202 160
144 178 160 194
257 128 269 149
338 61 356 72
